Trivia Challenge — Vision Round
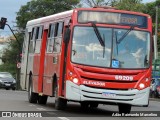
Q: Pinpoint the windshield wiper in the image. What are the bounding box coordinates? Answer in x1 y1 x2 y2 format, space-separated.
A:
90 22 105 57
115 31 119 55
90 22 105 47
117 26 134 44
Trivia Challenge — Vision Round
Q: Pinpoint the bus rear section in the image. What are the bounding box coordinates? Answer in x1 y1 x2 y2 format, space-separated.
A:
20 7 152 114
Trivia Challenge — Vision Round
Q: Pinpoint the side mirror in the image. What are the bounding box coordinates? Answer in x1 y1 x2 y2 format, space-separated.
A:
64 27 70 44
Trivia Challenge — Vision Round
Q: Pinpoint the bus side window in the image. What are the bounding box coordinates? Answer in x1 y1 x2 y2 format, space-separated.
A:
53 22 64 53
35 26 43 53
29 27 36 53
47 24 55 53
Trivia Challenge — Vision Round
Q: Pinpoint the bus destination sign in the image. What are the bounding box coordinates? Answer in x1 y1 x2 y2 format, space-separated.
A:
78 11 147 28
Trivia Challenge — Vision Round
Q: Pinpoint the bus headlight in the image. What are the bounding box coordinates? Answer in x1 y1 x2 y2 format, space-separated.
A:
139 83 145 89
73 78 79 84
67 70 80 85
137 77 150 90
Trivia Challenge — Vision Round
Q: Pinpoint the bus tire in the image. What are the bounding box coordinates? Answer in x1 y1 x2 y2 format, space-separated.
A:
28 75 38 103
38 95 48 104
80 102 89 109
118 104 131 114
55 87 67 110
90 103 99 108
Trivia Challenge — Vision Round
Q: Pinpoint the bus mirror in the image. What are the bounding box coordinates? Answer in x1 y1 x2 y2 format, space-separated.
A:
64 27 70 43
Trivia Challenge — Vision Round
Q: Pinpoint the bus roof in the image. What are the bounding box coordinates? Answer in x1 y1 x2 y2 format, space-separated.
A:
26 10 73 27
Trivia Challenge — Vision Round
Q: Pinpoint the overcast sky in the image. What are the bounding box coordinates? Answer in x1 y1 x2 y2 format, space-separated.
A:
0 0 156 37
0 0 30 37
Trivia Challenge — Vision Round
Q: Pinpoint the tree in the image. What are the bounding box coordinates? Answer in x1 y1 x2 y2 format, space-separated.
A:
143 0 160 51
16 0 80 29
112 0 145 12
0 33 23 77
80 0 115 7
80 0 144 11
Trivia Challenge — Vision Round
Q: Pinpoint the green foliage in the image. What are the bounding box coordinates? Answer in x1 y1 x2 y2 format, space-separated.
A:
112 0 145 12
16 0 80 29
143 1 160 23
81 0 110 7
1 33 23 64
142 0 160 51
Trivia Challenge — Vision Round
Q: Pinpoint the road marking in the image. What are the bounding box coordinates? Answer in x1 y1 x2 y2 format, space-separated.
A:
58 117 70 120
36 108 46 111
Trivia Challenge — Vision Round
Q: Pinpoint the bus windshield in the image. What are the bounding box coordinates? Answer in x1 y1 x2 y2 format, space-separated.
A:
71 26 150 69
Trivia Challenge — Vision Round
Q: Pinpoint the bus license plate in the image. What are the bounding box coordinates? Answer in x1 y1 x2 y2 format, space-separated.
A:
102 92 116 98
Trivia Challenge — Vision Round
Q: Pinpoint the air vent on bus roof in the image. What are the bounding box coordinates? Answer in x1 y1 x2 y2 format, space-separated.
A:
93 6 117 10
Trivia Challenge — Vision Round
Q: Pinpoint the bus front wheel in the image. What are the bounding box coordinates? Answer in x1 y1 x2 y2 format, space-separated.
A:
38 95 48 104
118 104 131 114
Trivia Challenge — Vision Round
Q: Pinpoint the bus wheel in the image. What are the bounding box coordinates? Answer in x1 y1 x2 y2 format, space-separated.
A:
55 88 67 110
90 103 99 108
38 95 48 104
80 102 89 109
118 104 131 114
28 76 38 103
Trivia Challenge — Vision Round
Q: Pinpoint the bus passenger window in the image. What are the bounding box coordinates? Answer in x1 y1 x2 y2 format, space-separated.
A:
35 26 43 53
57 22 64 36
47 24 55 53
53 22 64 53
29 28 36 53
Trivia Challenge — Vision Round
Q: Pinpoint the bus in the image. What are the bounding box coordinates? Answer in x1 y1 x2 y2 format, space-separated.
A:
20 7 152 114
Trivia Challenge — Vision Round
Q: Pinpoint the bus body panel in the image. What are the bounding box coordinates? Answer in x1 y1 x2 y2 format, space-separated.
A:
66 80 150 106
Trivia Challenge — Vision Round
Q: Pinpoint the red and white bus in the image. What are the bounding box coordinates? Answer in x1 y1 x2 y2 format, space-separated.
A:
20 7 152 114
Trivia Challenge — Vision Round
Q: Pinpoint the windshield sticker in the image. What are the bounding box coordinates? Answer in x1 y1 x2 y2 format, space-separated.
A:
112 60 119 68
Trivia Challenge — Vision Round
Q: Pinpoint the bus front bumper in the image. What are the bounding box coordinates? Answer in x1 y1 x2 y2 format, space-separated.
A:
66 81 150 106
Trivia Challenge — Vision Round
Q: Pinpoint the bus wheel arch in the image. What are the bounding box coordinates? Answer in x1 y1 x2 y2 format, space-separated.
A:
118 103 131 114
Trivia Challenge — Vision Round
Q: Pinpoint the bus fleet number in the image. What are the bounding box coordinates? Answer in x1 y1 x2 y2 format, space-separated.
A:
115 75 133 81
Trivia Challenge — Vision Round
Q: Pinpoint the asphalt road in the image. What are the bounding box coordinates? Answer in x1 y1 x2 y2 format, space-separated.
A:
0 89 160 120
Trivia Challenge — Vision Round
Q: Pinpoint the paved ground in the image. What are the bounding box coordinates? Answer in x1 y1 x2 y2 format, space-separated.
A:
0 89 160 120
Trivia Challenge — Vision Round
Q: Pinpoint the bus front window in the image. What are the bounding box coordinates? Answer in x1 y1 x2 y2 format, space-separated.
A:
71 26 112 68
113 29 150 68
71 26 150 69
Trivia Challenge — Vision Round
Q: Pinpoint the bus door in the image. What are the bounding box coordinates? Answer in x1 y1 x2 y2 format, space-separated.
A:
43 22 64 96
26 26 43 93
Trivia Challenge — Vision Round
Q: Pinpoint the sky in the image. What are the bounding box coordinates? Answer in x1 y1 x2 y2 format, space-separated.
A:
0 0 157 37
143 0 156 3
0 0 30 37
